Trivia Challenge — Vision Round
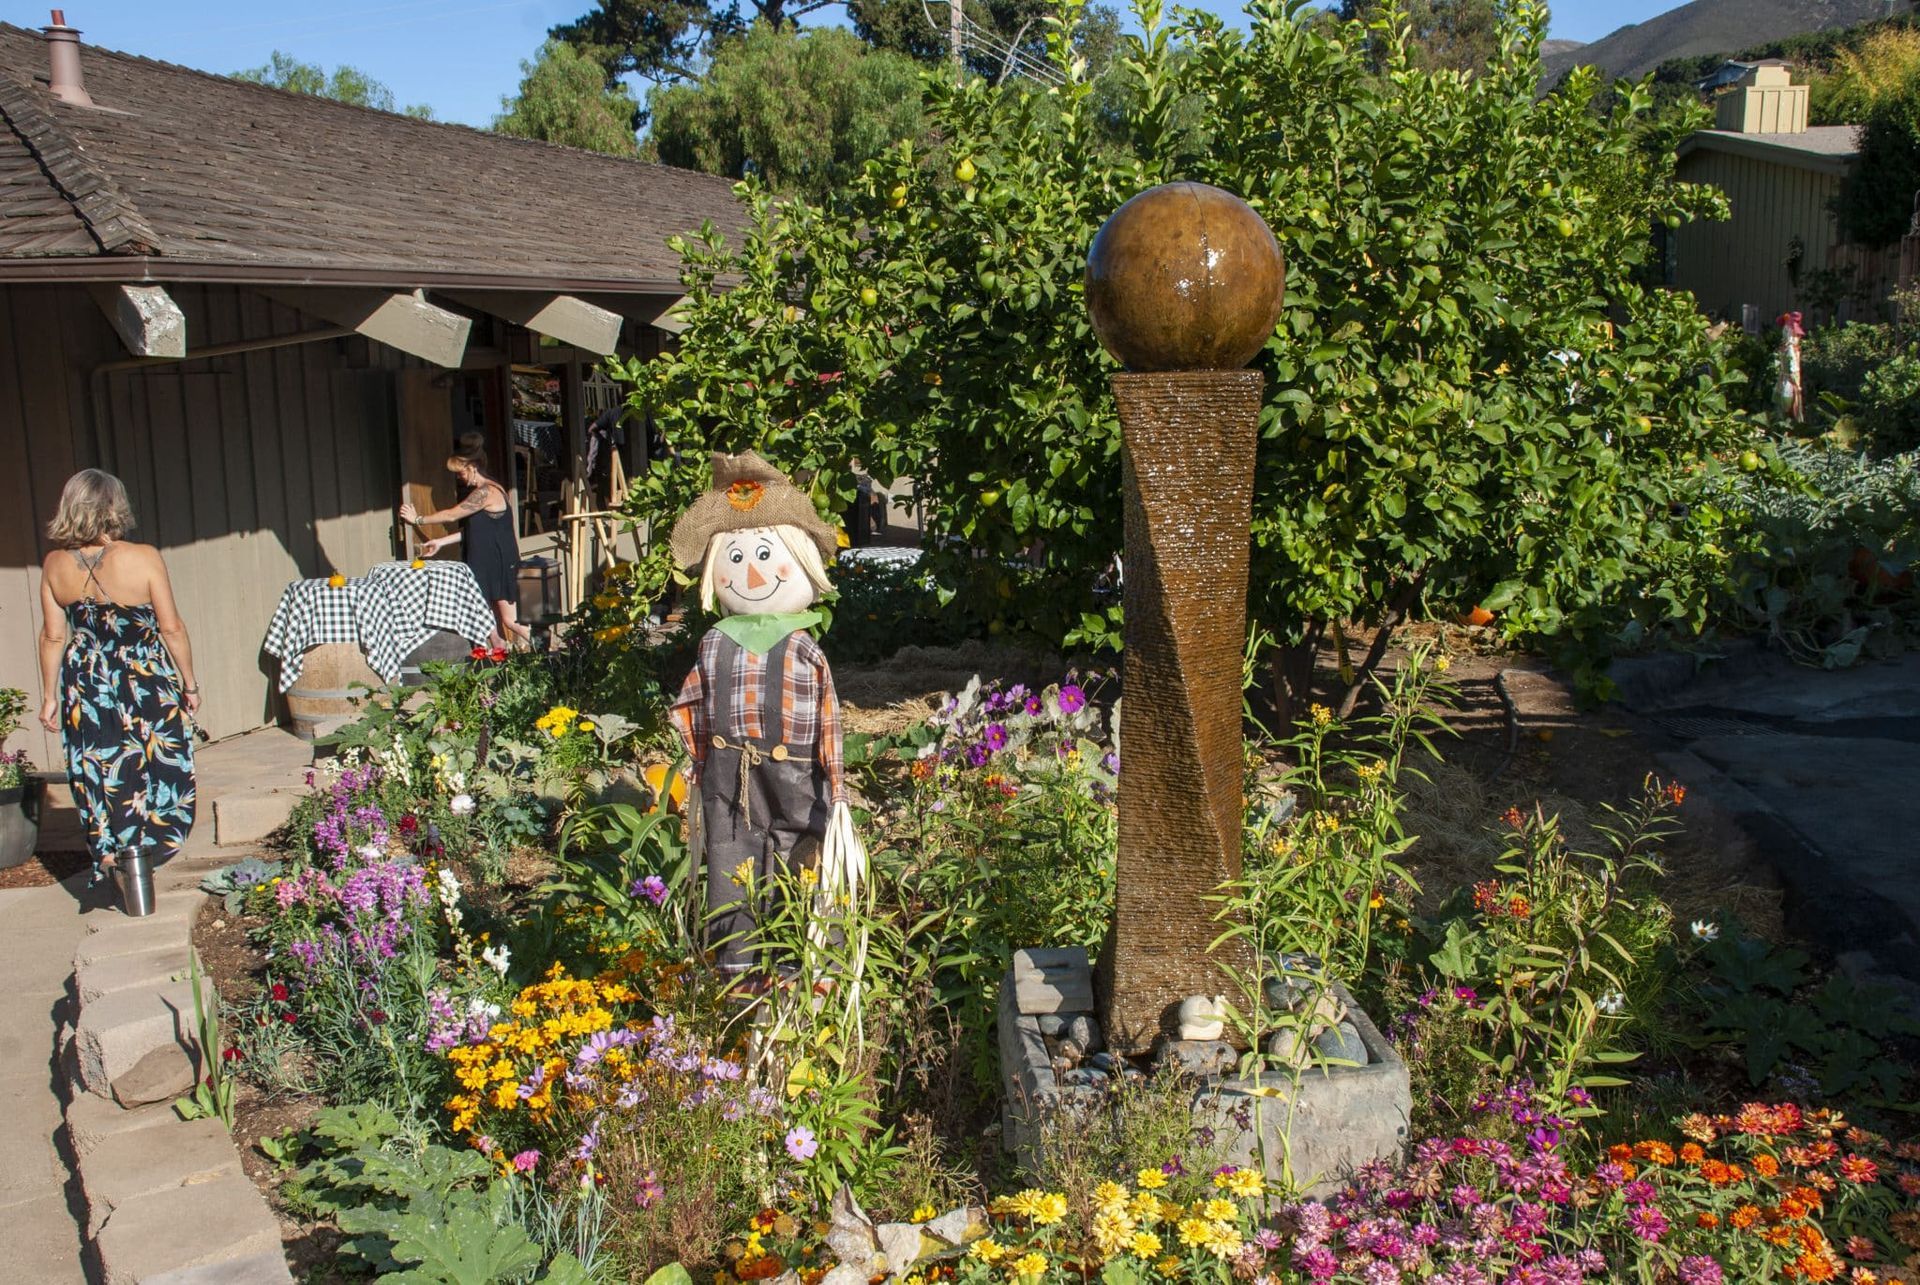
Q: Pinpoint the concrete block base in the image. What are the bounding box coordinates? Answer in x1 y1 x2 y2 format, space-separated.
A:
93 1174 285 1285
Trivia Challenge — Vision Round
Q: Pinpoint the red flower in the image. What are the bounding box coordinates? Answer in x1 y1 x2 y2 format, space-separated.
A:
368 1009 388 1026
270 982 290 1002
470 646 489 660
280 1011 296 1024
488 647 508 662
399 814 419 836
221 1046 243 1063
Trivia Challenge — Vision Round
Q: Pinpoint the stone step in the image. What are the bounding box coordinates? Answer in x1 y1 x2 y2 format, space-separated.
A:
210 791 302 847
75 895 200 963
79 1115 241 1237
72 977 209 1106
64 1090 178 1159
92 1172 287 1285
76 943 194 1005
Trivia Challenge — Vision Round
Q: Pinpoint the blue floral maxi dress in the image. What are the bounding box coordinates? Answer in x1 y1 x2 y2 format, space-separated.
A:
60 578 196 881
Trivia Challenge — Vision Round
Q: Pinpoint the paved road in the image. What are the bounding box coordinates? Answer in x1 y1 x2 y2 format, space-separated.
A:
1620 649 1920 1006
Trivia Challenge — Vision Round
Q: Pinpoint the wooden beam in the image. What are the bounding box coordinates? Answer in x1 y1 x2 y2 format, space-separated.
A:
446 291 623 357
90 283 186 358
264 288 470 368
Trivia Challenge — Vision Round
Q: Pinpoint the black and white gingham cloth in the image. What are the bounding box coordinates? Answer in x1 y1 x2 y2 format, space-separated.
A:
264 562 497 692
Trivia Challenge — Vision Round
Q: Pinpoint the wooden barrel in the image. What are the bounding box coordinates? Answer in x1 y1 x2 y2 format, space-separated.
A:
283 642 382 741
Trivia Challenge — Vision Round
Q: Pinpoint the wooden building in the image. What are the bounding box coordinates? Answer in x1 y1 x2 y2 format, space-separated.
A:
0 16 743 763
1670 65 1875 322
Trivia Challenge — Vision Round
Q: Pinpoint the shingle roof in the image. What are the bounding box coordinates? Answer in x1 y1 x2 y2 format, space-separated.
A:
0 22 744 289
1679 126 1863 178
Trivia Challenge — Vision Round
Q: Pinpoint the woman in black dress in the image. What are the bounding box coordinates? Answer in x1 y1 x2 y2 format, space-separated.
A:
399 433 530 649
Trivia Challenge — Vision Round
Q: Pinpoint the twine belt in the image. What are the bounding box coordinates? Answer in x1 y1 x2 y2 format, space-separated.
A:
709 734 805 829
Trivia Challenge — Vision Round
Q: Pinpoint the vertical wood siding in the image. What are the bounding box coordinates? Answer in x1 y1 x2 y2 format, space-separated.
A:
1673 150 1847 321
0 283 407 763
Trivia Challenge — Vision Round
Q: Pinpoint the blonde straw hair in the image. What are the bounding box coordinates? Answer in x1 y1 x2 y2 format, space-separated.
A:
699 524 834 612
46 469 134 548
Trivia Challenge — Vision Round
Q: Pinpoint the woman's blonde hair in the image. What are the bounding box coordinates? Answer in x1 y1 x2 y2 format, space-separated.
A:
699 524 834 612
46 469 134 548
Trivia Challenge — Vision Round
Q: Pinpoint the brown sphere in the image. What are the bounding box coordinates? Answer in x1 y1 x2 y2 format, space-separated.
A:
1084 182 1286 372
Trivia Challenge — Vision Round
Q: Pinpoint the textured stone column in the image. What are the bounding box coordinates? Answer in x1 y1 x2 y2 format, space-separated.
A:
1082 181 1286 1057
1097 371 1262 1053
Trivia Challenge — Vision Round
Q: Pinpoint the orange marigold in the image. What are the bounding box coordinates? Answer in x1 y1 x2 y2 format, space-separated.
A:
1755 1154 1783 1178
1793 1250 1843 1282
1634 1141 1677 1166
1681 1143 1707 1165
1731 1205 1764 1231
1701 1160 1743 1186
1697 1213 1721 1229
1609 1144 1635 1164
1508 895 1532 918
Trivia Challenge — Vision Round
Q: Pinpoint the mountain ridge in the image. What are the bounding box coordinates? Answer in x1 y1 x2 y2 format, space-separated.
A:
1542 0 1889 86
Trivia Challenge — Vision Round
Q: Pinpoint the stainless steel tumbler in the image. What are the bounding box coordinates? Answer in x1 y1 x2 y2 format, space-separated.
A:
115 846 154 917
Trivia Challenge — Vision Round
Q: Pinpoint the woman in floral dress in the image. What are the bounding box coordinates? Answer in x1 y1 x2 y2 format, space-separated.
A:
36 470 198 891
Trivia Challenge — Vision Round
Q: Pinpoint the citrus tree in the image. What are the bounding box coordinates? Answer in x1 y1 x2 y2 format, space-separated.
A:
613 0 1758 709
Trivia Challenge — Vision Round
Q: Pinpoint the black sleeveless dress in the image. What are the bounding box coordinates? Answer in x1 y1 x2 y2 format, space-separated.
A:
462 493 518 606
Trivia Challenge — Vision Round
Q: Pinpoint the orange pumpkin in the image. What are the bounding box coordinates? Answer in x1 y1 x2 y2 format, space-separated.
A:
1461 605 1495 628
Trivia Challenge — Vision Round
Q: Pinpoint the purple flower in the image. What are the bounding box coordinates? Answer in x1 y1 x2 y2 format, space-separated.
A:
1626 1204 1668 1242
983 723 1009 751
784 1126 817 1161
1024 696 1044 716
634 1169 663 1208
631 875 669 906
965 743 990 768
1057 683 1086 714
1102 751 1119 776
1162 1155 1186 1177
1252 1228 1282 1252
1297 1246 1339 1281
1676 1256 1722 1285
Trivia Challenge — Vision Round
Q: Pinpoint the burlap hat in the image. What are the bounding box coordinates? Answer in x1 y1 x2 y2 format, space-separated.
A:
669 451 839 568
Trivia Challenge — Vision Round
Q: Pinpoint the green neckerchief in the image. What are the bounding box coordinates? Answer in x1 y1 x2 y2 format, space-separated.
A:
713 611 822 657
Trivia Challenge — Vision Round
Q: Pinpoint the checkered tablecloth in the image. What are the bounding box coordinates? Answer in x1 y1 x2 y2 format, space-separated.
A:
263 561 497 692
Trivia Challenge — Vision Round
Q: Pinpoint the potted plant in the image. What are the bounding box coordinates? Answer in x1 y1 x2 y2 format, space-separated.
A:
0 689 40 869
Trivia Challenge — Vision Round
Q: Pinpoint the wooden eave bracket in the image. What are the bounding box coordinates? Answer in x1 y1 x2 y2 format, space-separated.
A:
263 287 472 368
443 291 623 356
89 282 186 358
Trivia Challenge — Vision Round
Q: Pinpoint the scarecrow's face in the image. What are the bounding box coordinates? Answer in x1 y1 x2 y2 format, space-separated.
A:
712 527 816 616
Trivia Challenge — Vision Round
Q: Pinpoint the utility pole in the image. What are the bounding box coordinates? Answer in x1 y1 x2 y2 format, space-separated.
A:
950 0 964 80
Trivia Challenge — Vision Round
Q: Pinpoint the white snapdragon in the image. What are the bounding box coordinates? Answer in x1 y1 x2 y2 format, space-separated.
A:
1596 991 1626 1015
481 943 511 976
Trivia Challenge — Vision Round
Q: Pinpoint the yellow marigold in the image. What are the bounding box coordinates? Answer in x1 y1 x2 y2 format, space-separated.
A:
1177 1218 1213 1248
1136 1168 1167 1190
1093 1181 1129 1211
911 1204 937 1223
1217 1167 1264 1199
1009 1252 1047 1279
1201 1199 1236 1223
1091 1208 1136 1257
1031 1193 1067 1226
1129 1232 1162 1260
1203 1223 1243 1259
1129 1192 1163 1223
489 1082 518 1110
968 1239 1006 1264
1154 1257 1182 1279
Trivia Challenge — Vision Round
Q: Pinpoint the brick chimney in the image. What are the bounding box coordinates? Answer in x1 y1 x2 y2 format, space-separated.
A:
42 9 94 107
1716 63 1807 135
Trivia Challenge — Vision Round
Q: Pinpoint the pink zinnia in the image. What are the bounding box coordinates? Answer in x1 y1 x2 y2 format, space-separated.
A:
511 1149 540 1173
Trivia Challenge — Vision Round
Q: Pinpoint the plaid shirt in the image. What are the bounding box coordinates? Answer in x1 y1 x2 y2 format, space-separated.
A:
671 627 845 803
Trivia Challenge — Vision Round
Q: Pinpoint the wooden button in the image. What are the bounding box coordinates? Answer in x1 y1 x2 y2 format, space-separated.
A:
770 744 789 761
711 735 725 749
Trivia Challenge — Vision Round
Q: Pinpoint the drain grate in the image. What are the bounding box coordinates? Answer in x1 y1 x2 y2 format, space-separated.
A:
1655 715 1783 740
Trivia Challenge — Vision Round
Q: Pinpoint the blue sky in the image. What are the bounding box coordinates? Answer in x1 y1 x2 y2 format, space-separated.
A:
15 0 1691 127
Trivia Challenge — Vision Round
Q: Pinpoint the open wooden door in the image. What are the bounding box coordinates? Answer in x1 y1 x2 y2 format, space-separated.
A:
398 368 457 552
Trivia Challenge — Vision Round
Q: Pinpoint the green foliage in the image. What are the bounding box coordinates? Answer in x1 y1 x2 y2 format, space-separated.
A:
647 25 925 201
1690 931 1920 1100
172 951 236 1128
1808 26 1920 124
619 0 1750 697
1838 61 1920 247
200 857 284 915
288 1104 586 1283
551 0 822 91
1339 0 1500 72
1415 780 1680 1103
494 40 642 154
232 51 434 118
1710 440 1920 666
546 792 697 958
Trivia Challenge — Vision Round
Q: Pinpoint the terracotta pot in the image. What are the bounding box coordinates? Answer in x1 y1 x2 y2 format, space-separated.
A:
0 777 42 869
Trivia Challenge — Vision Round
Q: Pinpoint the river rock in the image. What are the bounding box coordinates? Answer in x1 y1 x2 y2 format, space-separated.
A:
1153 1037 1238 1078
1313 1020 1368 1066
1060 1013 1103 1058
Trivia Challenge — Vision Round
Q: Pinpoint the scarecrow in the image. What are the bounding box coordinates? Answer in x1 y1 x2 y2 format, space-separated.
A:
667 452 866 984
1775 310 1806 423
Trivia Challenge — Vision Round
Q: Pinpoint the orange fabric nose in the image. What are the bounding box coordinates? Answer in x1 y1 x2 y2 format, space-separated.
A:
745 563 767 590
